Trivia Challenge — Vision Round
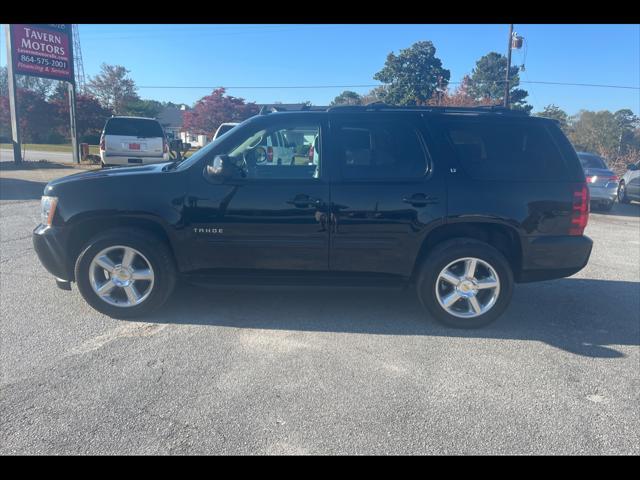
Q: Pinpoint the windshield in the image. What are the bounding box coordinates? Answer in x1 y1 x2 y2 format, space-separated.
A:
578 153 607 169
105 118 164 138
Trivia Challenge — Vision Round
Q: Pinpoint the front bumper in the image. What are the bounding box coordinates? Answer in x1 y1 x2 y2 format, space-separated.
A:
518 235 593 283
33 224 73 281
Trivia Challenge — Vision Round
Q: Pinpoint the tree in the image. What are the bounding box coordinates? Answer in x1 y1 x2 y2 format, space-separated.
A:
427 75 494 107
373 41 450 106
331 90 363 106
0 67 8 97
52 91 113 143
124 98 164 118
1 66 56 99
536 104 570 133
182 88 259 139
6 89 60 143
467 52 532 113
87 63 139 114
360 86 387 105
613 109 640 154
569 110 623 156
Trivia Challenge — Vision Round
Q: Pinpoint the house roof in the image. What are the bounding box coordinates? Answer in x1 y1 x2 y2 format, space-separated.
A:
157 106 184 128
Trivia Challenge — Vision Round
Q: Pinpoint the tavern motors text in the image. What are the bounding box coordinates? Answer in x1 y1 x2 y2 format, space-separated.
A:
19 27 66 55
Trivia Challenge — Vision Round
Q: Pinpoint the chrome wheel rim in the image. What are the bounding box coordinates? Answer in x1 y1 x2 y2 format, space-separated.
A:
435 257 500 319
89 246 154 308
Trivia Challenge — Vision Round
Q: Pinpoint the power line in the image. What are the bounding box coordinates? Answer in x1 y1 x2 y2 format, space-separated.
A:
136 81 640 91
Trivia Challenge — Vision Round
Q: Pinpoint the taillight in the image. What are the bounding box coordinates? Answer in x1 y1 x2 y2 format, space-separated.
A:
267 146 273 162
569 183 590 236
163 138 168 154
100 137 105 151
586 175 596 183
608 175 619 183
308 144 314 162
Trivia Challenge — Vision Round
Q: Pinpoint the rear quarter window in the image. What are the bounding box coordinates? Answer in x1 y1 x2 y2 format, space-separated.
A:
104 118 164 138
442 118 569 181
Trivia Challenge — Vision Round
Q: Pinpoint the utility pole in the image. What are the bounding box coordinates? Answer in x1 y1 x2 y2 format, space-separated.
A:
503 23 514 108
5 24 22 164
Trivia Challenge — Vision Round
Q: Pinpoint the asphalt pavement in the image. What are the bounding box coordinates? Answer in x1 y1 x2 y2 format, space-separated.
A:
0 165 638 455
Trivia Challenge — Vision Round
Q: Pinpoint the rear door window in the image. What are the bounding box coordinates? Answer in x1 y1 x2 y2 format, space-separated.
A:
335 120 429 180
443 119 567 181
105 118 164 138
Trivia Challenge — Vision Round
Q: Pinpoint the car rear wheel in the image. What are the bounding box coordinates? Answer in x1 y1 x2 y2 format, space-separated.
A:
416 238 514 328
75 229 176 318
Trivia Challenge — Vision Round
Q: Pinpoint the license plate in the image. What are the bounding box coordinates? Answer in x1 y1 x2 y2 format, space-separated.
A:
129 143 141 150
128 158 142 164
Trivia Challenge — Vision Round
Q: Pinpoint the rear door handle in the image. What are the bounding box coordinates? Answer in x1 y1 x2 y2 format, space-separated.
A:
288 194 321 208
402 193 438 207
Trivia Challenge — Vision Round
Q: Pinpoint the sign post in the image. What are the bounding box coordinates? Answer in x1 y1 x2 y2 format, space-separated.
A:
67 82 79 164
6 24 77 164
4 25 23 164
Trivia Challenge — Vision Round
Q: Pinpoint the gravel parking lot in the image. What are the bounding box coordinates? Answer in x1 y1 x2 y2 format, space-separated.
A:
1 166 638 455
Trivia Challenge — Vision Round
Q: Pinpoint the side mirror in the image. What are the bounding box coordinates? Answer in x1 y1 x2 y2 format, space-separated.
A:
169 139 183 151
206 155 232 179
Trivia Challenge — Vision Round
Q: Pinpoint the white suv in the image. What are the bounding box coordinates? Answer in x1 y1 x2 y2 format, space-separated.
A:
99 116 169 167
256 130 296 165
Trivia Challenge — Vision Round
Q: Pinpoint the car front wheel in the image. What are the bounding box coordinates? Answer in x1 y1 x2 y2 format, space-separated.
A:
74 229 176 318
618 181 630 204
416 238 514 328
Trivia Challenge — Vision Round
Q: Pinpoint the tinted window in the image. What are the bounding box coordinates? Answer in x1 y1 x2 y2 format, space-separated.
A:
578 153 607 169
104 118 164 138
444 119 566 181
337 121 428 180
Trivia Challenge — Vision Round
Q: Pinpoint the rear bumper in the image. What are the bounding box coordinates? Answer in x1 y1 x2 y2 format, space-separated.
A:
588 184 617 203
517 235 593 283
100 152 169 165
33 224 73 281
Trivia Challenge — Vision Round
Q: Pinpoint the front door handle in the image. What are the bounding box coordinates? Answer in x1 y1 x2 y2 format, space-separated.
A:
288 194 321 208
402 193 438 207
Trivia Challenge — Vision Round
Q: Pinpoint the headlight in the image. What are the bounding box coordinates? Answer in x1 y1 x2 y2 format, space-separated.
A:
40 196 58 226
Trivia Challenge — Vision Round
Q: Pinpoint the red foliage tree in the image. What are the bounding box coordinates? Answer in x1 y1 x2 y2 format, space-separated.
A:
3 89 61 143
53 92 113 142
182 88 259 139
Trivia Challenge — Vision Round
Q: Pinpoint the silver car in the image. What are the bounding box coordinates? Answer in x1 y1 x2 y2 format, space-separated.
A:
618 160 640 204
577 152 618 211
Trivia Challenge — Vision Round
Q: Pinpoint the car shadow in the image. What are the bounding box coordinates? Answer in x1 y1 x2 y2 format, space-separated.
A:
147 277 640 359
0 177 46 200
591 201 640 218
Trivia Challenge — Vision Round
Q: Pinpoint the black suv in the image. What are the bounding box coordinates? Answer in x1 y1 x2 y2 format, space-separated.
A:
33 105 592 328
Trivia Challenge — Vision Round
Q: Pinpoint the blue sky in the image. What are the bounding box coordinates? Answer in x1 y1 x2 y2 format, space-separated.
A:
3 24 639 115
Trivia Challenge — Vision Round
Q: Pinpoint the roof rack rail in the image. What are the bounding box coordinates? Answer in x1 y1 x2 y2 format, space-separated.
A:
326 103 526 115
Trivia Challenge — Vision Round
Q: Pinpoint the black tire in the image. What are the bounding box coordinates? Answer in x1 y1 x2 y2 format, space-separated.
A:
618 181 630 204
74 228 176 319
416 238 514 328
601 201 614 212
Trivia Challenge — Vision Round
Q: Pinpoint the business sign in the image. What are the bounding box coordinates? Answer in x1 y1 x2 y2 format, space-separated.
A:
9 24 74 82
